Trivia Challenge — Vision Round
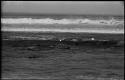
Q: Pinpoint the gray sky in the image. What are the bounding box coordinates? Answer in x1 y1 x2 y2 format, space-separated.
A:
2 1 124 15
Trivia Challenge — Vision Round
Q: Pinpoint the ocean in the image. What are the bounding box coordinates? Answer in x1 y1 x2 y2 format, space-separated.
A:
2 14 124 80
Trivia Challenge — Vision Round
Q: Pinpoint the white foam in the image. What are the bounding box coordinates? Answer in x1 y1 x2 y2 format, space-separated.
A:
1 18 124 25
2 27 124 34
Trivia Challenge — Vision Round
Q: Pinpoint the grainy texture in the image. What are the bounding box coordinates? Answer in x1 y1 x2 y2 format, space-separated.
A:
2 32 124 80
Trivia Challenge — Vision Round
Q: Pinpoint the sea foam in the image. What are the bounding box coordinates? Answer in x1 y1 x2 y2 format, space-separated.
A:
1 18 124 25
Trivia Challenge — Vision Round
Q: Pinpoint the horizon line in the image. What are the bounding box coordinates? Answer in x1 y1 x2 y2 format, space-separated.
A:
2 12 124 17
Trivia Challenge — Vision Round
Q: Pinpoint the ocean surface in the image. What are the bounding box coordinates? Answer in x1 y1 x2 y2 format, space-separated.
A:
2 14 124 80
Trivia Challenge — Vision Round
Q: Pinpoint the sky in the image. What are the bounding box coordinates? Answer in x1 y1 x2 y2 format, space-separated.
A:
2 1 124 15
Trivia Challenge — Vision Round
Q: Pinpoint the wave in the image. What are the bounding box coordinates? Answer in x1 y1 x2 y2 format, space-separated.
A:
1 35 114 41
1 18 124 25
2 28 124 34
3 35 124 48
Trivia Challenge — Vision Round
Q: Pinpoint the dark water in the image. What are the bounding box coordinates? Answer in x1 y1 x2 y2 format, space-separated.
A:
2 13 124 19
2 32 124 80
2 31 124 40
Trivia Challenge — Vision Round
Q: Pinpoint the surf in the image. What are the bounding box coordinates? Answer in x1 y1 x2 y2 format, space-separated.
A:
1 18 124 25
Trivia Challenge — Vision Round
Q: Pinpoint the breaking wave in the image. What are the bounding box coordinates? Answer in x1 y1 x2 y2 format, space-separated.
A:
2 28 124 34
1 18 124 25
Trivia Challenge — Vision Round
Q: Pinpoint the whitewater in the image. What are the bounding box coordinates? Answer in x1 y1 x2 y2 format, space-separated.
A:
1 17 124 34
1 18 124 25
